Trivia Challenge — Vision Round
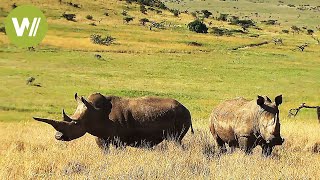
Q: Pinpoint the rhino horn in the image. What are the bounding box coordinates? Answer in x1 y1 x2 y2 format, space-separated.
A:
33 117 67 132
75 93 81 102
62 109 72 122
81 96 96 110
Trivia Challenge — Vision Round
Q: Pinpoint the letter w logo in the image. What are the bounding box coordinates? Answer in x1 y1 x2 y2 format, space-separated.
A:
11 17 41 37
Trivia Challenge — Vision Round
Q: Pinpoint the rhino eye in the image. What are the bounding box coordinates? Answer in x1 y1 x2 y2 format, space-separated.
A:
71 121 79 125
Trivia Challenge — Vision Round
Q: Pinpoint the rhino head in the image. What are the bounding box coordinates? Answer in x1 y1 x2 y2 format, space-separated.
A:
33 93 107 141
256 95 284 147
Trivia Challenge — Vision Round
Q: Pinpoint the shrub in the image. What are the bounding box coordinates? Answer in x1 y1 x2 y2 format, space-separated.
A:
86 15 93 20
139 18 149 26
62 13 76 21
12 3 17 9
261 19 278 25
191 12 197 18
217 13 228 21
187 41 202 46
123 16 134 23
121 10 128 16
282 29 289 33
170 9 180 17
140 5 147 14
201 10 212 18
211 27 232 36
0 26 5 34
90 34 115 46
291 25 301 34
307 29 314 35
187 19 208 33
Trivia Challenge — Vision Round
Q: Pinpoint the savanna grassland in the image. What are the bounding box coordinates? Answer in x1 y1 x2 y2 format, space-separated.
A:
0 0 320 179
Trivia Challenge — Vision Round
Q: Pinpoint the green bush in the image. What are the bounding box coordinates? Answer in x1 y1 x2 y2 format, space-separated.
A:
187 19 208 33
201 10 212 18
86 15 93 20
140 5 147 14
90 34 115 46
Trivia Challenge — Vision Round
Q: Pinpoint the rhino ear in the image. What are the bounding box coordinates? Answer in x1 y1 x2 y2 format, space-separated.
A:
257 95 265 106
275 95 282 106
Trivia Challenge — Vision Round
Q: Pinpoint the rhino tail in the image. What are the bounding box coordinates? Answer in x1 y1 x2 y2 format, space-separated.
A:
190 122 194 134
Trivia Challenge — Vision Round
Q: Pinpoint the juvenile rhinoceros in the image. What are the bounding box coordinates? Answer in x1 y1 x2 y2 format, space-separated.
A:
34 93 194 149
209 95 284 156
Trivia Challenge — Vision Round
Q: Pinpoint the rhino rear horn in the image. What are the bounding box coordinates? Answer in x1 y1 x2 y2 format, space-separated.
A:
33 117 67 132
62 109 72 122
81 97 96 110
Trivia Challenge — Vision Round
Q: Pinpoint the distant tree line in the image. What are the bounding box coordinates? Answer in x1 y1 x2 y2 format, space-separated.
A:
124 0 167 10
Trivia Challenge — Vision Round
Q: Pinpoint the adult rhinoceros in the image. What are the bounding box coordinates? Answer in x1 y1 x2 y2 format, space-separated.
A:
209 95 284 156
34 93 194 149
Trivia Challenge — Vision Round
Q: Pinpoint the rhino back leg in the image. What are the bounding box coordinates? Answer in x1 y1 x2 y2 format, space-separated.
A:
95 137 110 153
216 135 227 154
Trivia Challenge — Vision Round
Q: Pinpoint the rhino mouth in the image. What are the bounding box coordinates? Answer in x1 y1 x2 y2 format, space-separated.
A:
55 131 71 141
266 137 284 146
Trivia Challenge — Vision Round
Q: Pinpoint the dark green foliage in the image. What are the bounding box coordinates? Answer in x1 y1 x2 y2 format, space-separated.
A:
125 0 167 10
121 10 128 16
86 15 93 20
170 9 180 17
217 13 228 21
187 19 208 33
291 25 301 33
230 19 255 31
62 13 76 21
261 19 278 25
191 12 197 18
201 10 212 18
187 41 202 46
282 29 289 33
307 29 314 35
0 26 5 34
140 4 147 14
139 18 149 25
90 34 115 46
12 3 17 9
211 27 232 36
123 16 134 23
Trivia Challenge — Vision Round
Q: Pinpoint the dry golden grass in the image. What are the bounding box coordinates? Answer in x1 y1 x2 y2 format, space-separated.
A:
1 118 319 179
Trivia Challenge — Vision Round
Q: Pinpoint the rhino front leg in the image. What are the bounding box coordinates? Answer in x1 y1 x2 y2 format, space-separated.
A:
95 137 110 153
261 143 273 157
238 136 254 154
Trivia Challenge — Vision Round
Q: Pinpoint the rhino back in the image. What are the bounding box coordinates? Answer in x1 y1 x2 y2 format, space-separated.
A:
210 97 259 141
109 97 189 136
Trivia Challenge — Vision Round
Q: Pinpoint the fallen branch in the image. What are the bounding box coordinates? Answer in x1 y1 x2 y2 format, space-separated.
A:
288 103 320 122
232 41 269 50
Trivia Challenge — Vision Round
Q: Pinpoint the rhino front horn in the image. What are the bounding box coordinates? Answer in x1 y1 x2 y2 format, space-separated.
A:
33 117 66 132
62 109 72 122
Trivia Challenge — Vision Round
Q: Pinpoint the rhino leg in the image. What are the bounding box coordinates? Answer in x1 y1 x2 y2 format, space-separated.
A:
261 143 273 157
216 135 227 154
228 141 238 153
95 137 110 153
238 136 254 154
